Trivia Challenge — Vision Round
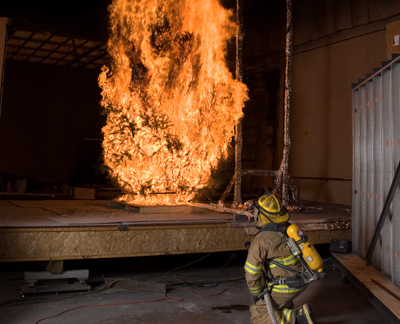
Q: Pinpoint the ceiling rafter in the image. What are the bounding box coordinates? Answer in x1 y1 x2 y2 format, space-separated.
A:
6 25 110 70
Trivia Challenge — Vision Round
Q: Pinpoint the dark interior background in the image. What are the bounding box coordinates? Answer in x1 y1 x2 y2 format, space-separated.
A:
0 0 283 199
1 0 400 204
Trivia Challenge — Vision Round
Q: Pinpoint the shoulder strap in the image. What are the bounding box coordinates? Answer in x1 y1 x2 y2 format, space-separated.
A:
259 223 302 275
270 259 300 274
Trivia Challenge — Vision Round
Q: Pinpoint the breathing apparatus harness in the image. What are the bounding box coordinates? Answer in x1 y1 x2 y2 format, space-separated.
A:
257 224 324 290
252 189 327 289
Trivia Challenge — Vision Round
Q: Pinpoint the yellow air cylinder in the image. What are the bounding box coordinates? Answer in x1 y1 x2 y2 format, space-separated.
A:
286 224 324 272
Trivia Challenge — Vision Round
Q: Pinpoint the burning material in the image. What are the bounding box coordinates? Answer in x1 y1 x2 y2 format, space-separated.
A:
99 0 248 205
273 0 301 210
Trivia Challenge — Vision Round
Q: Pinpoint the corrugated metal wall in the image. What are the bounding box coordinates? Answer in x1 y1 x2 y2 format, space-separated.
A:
352 55 400 285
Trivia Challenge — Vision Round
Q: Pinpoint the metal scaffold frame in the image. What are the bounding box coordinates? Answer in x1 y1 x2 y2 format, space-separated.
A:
220 0 300 210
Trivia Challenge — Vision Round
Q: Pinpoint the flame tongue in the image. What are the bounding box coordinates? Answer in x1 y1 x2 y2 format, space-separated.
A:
98 0 248 205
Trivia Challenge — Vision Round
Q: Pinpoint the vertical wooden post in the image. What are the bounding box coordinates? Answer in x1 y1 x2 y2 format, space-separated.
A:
274 0 293 206
233 0 244 208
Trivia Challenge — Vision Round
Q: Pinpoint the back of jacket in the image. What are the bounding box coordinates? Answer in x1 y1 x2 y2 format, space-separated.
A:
244 229 302 296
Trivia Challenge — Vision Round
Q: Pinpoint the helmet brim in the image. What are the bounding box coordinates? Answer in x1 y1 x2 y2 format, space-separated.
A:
273 208 289 223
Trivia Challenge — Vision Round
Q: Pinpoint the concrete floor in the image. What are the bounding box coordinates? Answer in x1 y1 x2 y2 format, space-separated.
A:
0 247 388 324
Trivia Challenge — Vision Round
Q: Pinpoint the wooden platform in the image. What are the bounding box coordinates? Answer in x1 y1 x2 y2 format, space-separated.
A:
0 200 351 262
333 253 400 323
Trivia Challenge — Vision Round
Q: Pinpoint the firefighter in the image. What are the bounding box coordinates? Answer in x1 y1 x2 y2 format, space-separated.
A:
244 191 316 324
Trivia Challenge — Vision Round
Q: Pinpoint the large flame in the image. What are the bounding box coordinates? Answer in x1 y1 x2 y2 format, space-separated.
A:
98 0 248 205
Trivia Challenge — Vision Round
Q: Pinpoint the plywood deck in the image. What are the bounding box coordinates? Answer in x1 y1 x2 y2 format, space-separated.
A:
0 200 234 227
0 200 351 262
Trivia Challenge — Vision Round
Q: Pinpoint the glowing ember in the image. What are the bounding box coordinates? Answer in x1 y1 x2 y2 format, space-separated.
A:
98 0 248 205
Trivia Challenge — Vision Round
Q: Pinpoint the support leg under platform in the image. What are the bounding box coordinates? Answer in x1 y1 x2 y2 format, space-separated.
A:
20 269 91 296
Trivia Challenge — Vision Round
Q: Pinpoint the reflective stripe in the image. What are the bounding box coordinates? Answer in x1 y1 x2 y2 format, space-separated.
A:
244 261 263 275
270 254 298 268
302 304 313 323
280 308 292 324
249 285 263 294
270 284 303 294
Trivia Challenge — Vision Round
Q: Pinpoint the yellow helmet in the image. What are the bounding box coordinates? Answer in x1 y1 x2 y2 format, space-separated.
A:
254 192 289 225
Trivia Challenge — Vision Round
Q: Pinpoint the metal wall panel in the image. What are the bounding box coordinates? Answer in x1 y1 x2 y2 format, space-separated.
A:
352 56 400 285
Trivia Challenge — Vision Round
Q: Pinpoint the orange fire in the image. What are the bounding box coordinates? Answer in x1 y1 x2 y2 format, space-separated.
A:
98 0 248 205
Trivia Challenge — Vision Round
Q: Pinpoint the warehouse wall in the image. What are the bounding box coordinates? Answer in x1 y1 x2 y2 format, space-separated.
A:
290 28 387 205
0 60 105 190
241 0 400 205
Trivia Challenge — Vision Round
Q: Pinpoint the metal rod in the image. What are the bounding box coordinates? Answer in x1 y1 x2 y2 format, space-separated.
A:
292 176 351 182
366 159 400 265
218 170 276 206
218 176 235 206
242 169 277 177
190 202 252 218
233 0 244 208
274 0 293 206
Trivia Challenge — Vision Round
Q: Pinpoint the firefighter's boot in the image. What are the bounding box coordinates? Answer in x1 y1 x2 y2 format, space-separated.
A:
295 303 317 324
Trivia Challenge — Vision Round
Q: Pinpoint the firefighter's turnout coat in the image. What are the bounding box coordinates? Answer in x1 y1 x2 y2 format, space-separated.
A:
244 223 305 324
